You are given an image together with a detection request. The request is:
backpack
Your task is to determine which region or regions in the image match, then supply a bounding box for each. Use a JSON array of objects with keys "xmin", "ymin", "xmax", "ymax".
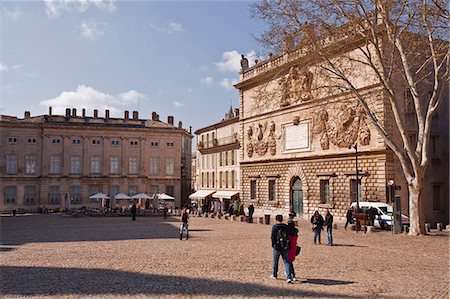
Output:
[
  {"xmin": 181, "ymin": 212, "xmax": 188, "ymax": 223},
  {"xmin": 274, "ymin": 227, "xmax": 290, "ymax": 251}
]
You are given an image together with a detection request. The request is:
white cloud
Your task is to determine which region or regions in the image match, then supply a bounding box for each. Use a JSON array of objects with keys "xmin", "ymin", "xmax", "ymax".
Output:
[
  {"xmin": 220, "ymin": 78, "xmax": 239, "ymax": 90},
  {"xmin": 44, "ymin": 0, "xmax": 116, "ymax": 18},
  {"xmin": 39, "ymin": 85, "xmax": 148, "ymax": 117},
  {"xmin": 200, "ymin": 76, "xmax": 213, "ymax": 85},
  {"xmin": 0, "ymin": 62, "xmax": 22, "ymax": 73},
  {"xmin": 187, "ymin": 88, "xmax": 193, "ymax": 93},
  {"xmin": 150, "ymin": 20, "xmax": 185, "ymax": 34},
  {"xmin": 173, "ymin": 101, "xmax": 184, "ymax": 108},
  {"xmin": 0, "ymin": 63, "xmax": 8, "ymax": 72},
  {"xmin": 215, "ymin": 50, "xmax": 260, "ymax": 73},
  {"xmin": 80, "ymin": 21, "xmax": 107, "ymax": 40},
  {"xmin": 3, "ymin": 6, "xmax": 23, "ymax": 20}
]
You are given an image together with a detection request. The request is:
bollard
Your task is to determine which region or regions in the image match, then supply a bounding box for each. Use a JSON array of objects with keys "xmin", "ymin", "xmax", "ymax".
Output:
[
  {"xmin": 403, "ymin": 225, "xmax": 409, "ymax": 234},
  {"xmin": 264, "ymin": 214, "xmax": 271, "ymax": 225},
  {"xmin": 366, "ymin": 226, "xmax": 375, "ymax": 233},
  {"xmin": 437, "ymin": 223, "xmax": 443, "ymax": 231},
  {"xmin": 231, "ymin": 215, "xmax": 236, "ymax": 221},
  {"xmin": 425, "ymin": 223, "xmax": 431, "ymax": 233},
  {"xmin": 333, "ymin": 223, "xmax": 338, "ymax": 229},
  {"xmin": 239, "ymin": 215, "xmax": 244, "ymax": 222},
  {"xmin": 258, "ymin": 217, "xmax": 264, "ymax": 224}
]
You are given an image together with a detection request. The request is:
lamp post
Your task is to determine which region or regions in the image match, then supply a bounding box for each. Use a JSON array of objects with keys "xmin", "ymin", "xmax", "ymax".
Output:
[{"xmin": 351, "ymin": 144, "xmax": 360, "ymax": 211}]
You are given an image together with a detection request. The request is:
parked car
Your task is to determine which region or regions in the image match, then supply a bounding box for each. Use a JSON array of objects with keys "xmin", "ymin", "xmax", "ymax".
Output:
[{"xmin": 350, "ymin": 201, "xmax": 410, "ymax": 229}]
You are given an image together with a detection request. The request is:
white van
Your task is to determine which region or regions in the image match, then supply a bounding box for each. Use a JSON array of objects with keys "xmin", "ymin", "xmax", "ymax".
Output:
[{"xmin": 350, "ymin": 201, "xmax": 409, "ymax": 229}]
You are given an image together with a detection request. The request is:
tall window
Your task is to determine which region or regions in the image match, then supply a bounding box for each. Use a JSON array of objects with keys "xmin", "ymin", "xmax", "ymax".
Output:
[
  {"xmin": 50, "ymin": 155, "xmax": 61, "ymax": 174},
  {"xmin": 166, "ymin": 158, "xmax": 174, "ymax": 175},
  {"xmin": 149, "ymin": 185, "xmax": 159, "ymax": 195},
  {"xmin": 69, "ymin": 185, "xmax": 81, "ymax": 204},
  {"xmin": 231, "ymin": 170, "xmax": 235, "ymax": 188},
  {"xmin": 26, "ymin": 154, "xmax": 37, "ymax": 174},
  {"xmin": 268, "ymin": 179, "xmax": 276, "ymax": 201},
  {"xmin": 166, "ymin": 185, "xmax": 174, "ymax": 196},
  {"xmin": 231, "ymin": 150, "xmax": 235, "ymax": 165},
  {"xmin": 201, "ymin": 172, "xmax": 205, "ymax": 187},
  {"xmin": 225, "ymin": 171, "xmax": 229, "ymax": 188},
  {"xmin": 212, "ymin": 172, "xmax": 215, "ymax": 188},
  {"xmin": 219, "ymin": 172, "xmax": 223, "ymax": 188},
  {"xmin": 219, "ymin": 152, "xmax": 223, "ymax": 166},
  {"xmin": 150, "ymin": 157, "xmax": 160, "ymax": 175},
  {"xmin": 206, "ymin": 133, "xmax": 209, "ymax": 147},
  {"xmin": 71, "ymin": 156, "xmax": 81, "ymax": 174},
  {"xmin": 225, "ymin": 151, "xmax": 228, "ymax": 166},
  {"xmin": 350, "ymin": 179, "xmax": 362, "ymax": 203},
  {"xmin": 432, "ymin": 184, "xmax": 441, "ymax": 211},
  {"xmin": 5, "ymin": 186, "xmax": 16, "ymax": 203},
  {"xmin": 431, "ymin": 135, "xmax": 440, "ymax": 159},
  {"xmin": 320, "ymin": 180, "xmax": 330, "ymax": 204},
  {"xmin": 90, "ymin": 156, "xmax": 101, "ymax": 173},
  {"xmin": 6, "ymin": 155, "xmax": 17, "ymax": 174},
  {"xmin": 24, "ymin": 185, "xmax": 37, "ymax": 203},
  {"xmin": 129, "ymin": 157, "xmax": 138, "ymax": 174},
  {"xmin": 250, "ymin": 180, "xmax": 257, "ymax": 199},
  {"xmin": 206, "ymin": 172, "xmax": 210, "ymax": 188},
  {"xmin": 109, "ymin": 185, "xmax": 120, "ymax": 199},
  {"xmin": 110, "ymin": 156, "xmax": 120, "ymax": 173},
  {"xmin": 89, "ymin": 185, "xmax": 101, "ymax": 197},
  {"xmin": 49, "ymin": 185, "xmax": 61, "ymax": 203},
  {"xmin": 129, "ymin": 185, "xmax": 138, "ymax": 196}
]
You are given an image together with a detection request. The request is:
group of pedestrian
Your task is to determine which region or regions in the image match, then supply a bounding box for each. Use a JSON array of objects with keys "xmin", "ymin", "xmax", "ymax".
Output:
[{"xmin": 310, "ymin": 209, "xmax": 334, "ymax": 246}]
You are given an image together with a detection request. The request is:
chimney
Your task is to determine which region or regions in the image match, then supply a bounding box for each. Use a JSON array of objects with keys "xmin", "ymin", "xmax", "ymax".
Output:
[
  {"xmin": 72, "ymin": 108, "xmax": 77, "ymax": 117},
  {"xmin": 82, "ymin": 108, "xmax": 86, "ymax": 117},
  {"xmin": 124, "ymin": 111, "xmax": 129, "ymax": 120},
  {"xmin": 49, "ymin": 106, "xmax": 52, "ymax": 116},
  {"xmin": 234, "ymin": 108, "xmax": 239, "ymax": 117},
  {"xmin": 189, "ymin": 126, "xmax": 192, "ymax": 134},
  {"xmin": 178, "ymin": 121, "xmax": 182, "ymax": 129},
  {"xmin": 94, "ymin": 109, "xmax": 98, "ymax": 118},
  {"xmin": 24, "ymin": 111, "xmax": 30, "ymax": 119},
  {"xmin": 168, "ymin": 116, "xmax": 174, "ymax": 125},
  {"xmin": 156, "ymin": 114, "xmax": 160, "ymax": 121},
  {"xmin": 152, "ymin": 112, "xmax": 157, "ymax": 121},
  {"xmin": 65, "ymin": 108, "xmax": 71, "ymax": 117},
  {"xmin": 105, "ymin": 109, "xmax": 110, "ymax": 120},
  {"xmin": 132, "ymin": 111, "xmax": 138, "ymax": 120}
]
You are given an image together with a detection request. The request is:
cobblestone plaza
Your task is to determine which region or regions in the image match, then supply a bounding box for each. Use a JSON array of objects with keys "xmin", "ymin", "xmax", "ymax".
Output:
[{"xmin": 1, "ymin": 214, "xmax": 448, "ymax": 298}]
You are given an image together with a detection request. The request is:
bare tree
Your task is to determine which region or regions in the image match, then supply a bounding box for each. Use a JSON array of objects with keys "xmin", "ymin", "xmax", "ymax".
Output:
[{"xmin": 251, "ymin": 0, "xmax": 449, "ymax": 235}]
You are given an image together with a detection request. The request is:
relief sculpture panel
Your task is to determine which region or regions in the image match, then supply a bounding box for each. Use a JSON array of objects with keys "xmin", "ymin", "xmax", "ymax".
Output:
[
  {"xmin": 313, "ymin": 104, "xmax": 371, "ymax": 150},
  {"xmin": 246, "ymin": 121, "xmax": 280, "ymax": 157}
]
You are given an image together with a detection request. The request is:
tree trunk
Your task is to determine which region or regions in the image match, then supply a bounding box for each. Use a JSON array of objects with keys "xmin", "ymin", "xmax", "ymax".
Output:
[{"xmin": 408, "ymin": 183, "xmax": 425, "ymax": 236}]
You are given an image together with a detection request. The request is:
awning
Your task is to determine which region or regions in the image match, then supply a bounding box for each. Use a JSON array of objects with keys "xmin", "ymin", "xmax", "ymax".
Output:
[
  {"xmin": 212, "ymin": 191, "xmax": 239, "ymax": 199},
  {"xmin": 189, "ymin": 190, "xmax": 215, "ymax": 199}
]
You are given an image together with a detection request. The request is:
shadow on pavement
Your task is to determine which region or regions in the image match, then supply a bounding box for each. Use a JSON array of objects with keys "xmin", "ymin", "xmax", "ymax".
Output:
[
  {"xmin": 0, "ymin": 266, "xmax": 362, "ymax": 298},
  {"xmin": 332, "ymin": 244, "xmax": 367, "ymax": 248},
  {"xmin": 0, "ymin": 214, "xmax": 182, "ymax": 246},
  {"xmin": 302, "ymin": 278, "xmax": 356, "ymax": 286},
  {"xmin": 0, "ymin": 247, "xmax": 16, "ymax": 252}
]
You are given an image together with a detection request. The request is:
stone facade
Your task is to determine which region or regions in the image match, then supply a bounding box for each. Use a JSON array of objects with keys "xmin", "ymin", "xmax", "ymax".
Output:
[
  {"xmin": 0, "ymin": 109, "xmax": 192, "ymax": 212},
  {"xmin": 235, "ymin": 42, "xmax": 448, "ymax": 225}
]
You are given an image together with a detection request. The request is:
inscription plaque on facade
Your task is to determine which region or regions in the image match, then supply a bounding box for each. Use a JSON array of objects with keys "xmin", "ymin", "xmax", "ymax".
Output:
[{"xmin": 284, "ymin": 123, "xmax": 309, "ymax": 151}]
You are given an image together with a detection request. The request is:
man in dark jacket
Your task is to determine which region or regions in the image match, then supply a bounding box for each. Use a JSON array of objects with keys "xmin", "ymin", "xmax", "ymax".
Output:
[
  {"xmin": 310, "ymin": 211, "xmax": 324, "ymax": 244},
  {"xmin": 131, "ymin": 202, "xmax": 137, "ymax": 221},
  {"xmin": 271, "ymin": 214, "xmax": 293, "ymax": 283},
  {"xmin": 345, "ymin": 207, "xmax": 353, "ymax": 230},
  {"xmin": 324, "ymin": 209, "xmax": 334, "ymax": 246},
  {"xmin": 248, "ymin": 204, "xmax": 254, "ymax": 223}
]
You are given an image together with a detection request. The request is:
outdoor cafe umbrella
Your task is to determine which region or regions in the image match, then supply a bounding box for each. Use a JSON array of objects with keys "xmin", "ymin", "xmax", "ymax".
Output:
[
  {"xmin": 114, "ymin": 193, "xmax": 131, "ymax": 200},
  {"xmin": 157, "ymin": 193, "xmax": 175, "ymax": 200},
  {"xmin": 132, "ymin": 193, "xmax": 154, "ymax": 207},
  {"xmin": 89, "ymin": 192, "xmax": 110, "ymax": 208}
]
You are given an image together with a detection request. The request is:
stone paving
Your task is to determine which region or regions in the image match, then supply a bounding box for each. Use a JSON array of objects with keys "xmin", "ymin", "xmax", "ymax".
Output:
[{"xmin": 0, "ymin": 214, "xmax": 448, "ymax": 299}]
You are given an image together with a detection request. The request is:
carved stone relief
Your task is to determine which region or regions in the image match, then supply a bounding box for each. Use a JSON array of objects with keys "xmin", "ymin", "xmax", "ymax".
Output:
[
  {"xmin": 278, "ymin": 66, "xmax": 313, "ymax": 107},
  {"xmin": 313, "ymin": 104, "xmax": 371, "ymax": 150},
  {"xmin": 246, "ymin": 121, "xmax": 280, "ymax": 157}
]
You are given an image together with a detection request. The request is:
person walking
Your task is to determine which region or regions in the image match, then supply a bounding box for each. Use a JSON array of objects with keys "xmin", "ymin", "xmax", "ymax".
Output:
[
  {"xmin": 163, "ymin": 206, "xmax": 168, "ymax": 219},
  {"xmin": 271, "ymin": 214, "xmax": 293, "ymax": 283},
  {"xmin": 287, "ymin": 220, "xmax": 299, "ymax": 281},
  {"xmin": 324, "ymin": 209, "xmax": 334, "ymax": 246},
  {"xmin": 310, "ymin": 211, "xmax": 324, "ymax": 244},
  {"xmin": 180, "ymin": 206, "xmax": 189, "ymax": 240},
  {"xmin": 345, "ymin": 207, "xmax": 353, "ymax": 230},
  {"xmin": 130, "ymin": 202, "xmax": 137, "ymax": 221},
  {"xmin": 248, "ymin": 204, "xmax": 255, "ymax": 223}
]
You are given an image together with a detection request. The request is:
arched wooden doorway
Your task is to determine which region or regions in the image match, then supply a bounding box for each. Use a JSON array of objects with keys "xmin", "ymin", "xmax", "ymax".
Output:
[{"xmin": 291, "ymin": 176, "xmax": 303, "ymax": 215}]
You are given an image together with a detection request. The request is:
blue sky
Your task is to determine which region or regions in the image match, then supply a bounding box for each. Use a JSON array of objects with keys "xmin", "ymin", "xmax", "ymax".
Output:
[{"xmin": 1, "ymin": 0, "xmax": 265, "ymax": 131}]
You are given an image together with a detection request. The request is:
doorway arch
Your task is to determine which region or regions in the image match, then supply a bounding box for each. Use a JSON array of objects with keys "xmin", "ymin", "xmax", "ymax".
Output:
[{"xmin": 291, "ymin": 176, "xmax": 303, "ymax": 215}]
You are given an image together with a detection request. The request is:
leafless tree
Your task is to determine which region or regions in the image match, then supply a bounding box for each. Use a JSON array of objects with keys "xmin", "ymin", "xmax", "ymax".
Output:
[{"xmin": 252, "ymin": 0, "xmax": 449, "ymax": 235}]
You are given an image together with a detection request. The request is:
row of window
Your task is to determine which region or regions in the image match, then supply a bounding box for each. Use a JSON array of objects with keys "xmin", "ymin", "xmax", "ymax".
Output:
[
  {"xmin": 5, "ymin": 155, "xmax": 176, "ymax": 176},
  {"xmin": 4, "ymin": 184, "xmax": 175, "ymax": 204},
  {"xmin": 200, "ymin": 150, "xmax": 237, "ymax": 169},
  {"xmin": 6, "ymin": 137, "xmax": 175, "ymax": 148},
  {"xmin": 201, "ymin": 171, "xmax": 236, "ymax": 189}
]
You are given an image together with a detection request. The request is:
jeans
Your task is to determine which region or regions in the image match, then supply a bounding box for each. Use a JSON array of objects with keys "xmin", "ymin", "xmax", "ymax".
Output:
[
  {"xmin": 272, "ymin": 248, "xmax": 292, "ymax": 279},
  {"xmin": 180, "ymin": 222, "xmax": 189, "ymax": 235},
  {"xmin": 289, "ymin": 262, "xmax": 295, "ymax": 278},
  {"xmin": 313, "ymin": 228, "xmax": 321, "ymax": 244},
  {"xmin": 327, "ymin": 226, "xmax": 333, "ymax": 245}
]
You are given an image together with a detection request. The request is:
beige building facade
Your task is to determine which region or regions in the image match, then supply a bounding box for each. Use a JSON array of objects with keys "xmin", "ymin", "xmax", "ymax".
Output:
[
  {"xmin": 0, "ymin": 108, "xmax": 192, "ymax": 212},
  {"xmin": 191, "ymin": 107, "xmax": 240, "ymax": 213},
  {"xmin": 235, "ymin": 42, "xmax": 448, "ymax": 225}
]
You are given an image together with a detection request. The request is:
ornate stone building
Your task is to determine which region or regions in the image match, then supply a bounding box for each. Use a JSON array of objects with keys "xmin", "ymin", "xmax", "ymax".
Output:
[
  {"xmin": 0, "ymin": 108, "xmax": 192, "ymax": 212},
  {"xmin": 190, "ymin": 106, "xmax": 240, "ymax": 212},
  {"xmin": 235, "ymin": 44, "xmax": 448, "ymax": 225}
]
